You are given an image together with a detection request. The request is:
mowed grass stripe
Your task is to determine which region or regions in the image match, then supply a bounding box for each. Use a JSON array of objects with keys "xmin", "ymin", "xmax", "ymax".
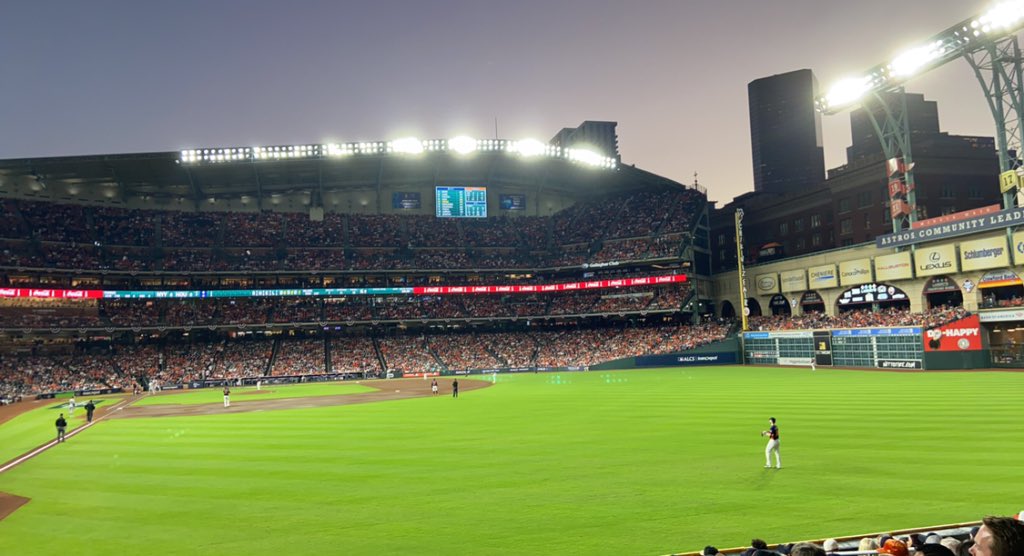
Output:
[
  {"xmin": 0, "ymin": 396, "xmax": 122, "ymax": 465},
  {"xmin": 1, "ymin": 367, "xmax": 1022, "ymax": 555}
]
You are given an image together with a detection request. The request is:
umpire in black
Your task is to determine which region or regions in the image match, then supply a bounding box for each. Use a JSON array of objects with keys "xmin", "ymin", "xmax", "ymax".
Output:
[{"xmin": 55, "ymin": 413, "xmax": 67, "ymax": 443}]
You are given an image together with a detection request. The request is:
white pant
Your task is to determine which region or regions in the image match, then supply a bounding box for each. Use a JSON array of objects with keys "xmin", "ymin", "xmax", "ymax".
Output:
[
  {"xmin": 765, "ymin": 439, "xmax": 781, "ymax": 467},
  {"xmin": 224, "ymin": 396, "xmax": 230, "ymax": 407}
]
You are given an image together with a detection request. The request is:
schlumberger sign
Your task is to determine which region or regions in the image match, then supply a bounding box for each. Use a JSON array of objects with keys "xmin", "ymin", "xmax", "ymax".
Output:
[{"xmin": 876, "ymin": 206, "xmax": 1024, "ymax": 248}]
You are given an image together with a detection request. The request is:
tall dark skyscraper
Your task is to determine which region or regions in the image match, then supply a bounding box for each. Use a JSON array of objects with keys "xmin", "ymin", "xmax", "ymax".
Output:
[
  {"xmin": 748, "ymin": 69, "xmax": 826, "ymax": 194},
  {"xmin": 550, "ymin": 121, "xmax": 620, "ymax": 161},
  {"xmin": 845, "ymin": 92, "xmax": 941, "ymax": 162}
]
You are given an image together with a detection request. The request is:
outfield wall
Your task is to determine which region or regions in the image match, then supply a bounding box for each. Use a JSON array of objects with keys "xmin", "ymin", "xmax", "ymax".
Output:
[
  {"xmin": 589, "ymin": 337, "xmax": 741, "ymax": 370},
  {"xmin": 741, "ymin": 316, "xmax": 989, "ymax": 370}
]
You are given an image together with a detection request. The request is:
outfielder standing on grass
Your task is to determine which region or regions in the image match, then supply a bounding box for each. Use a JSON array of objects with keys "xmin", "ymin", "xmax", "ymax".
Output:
[
  {"xmin": 762, "ymin": 417, "xmax": 781, "ymax": 469},
  {"xmin": 223, "ymin": 384, "xmax": 231, "ymax": 408},
  {"xmin": 452, "ymin": 379, "xmax": 459, "ymax": 398}
]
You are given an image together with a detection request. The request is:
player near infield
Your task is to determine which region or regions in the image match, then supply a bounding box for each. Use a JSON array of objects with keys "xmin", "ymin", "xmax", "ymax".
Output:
[{"xmin": 761, "ymin": 417, "xmax": 781, "ymax": 469}]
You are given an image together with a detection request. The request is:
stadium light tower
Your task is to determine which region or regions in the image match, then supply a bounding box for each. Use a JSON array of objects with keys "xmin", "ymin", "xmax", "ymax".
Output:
[{"xmin": 816, "ymin": 0, "xmax": 1024, "ymax": 232}]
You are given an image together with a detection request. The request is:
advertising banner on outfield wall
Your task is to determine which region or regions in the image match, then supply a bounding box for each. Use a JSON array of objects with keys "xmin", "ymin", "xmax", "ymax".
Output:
[
  {"xmin": 778, "ymin": 357, "xmax": 813, "ymax": 366},
  {"xmin": 960, "ymin": 236, "xmax": 1010, "ymax": 272},
  {"xmin": 876, "ymin": 359, "xmax": 923, "ymax": 369},
  {"xmin": 743, "ymin": 331, "xmax": 814, "ymax": 339},
  {"xmin": 832, "ymin": 326, "xmax": 921, "ymax": 336},
  {"xmin": 874, "ymin": 252, "xmax": 913, "ymax": 282},
  {"xmin": 780, "ymin": 269, "xmax": 807, "ymax": 293},
  {"xmin": 1013, "ymin": 230, "xmax": 1024, "ymax": 266},
  {"xmin": 634, "ymin": 352, "xmax": 738, "ymax": 367},
  {"xmin": 839, "ymin": 258, "xmax": 873, "ymax": 286},
  {"xmin": 808, "ymin": 264, "xmax": 838, "ymax": 289},
  {"xmin": 924, "ymin": 315, "xmax": 983, "ymax": 352},
  {"xmin": 915, "ymin": 244, "xmax": 958, "ymax": 277},
  {"xmin": 755, "ymin": 273, "xmax": 779, "ymax": 295}
]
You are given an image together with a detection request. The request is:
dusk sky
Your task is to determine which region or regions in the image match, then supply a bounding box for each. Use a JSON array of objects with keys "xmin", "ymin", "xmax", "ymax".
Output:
[{"xmin": 0, "ymin": 0, "xmax": 997, "ymax": 204}]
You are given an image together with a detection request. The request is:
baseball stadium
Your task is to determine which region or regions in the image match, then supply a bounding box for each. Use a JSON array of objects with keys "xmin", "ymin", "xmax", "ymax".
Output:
[{"xmin": 2, "ymin": 3, "xmax": 1024, "ymax": 556}]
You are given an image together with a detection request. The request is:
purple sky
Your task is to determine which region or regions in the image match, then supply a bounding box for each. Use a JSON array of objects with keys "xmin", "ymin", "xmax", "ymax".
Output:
[{"xmin": 0, "ymin": 0, "xmax": 995, "ymax": 203}]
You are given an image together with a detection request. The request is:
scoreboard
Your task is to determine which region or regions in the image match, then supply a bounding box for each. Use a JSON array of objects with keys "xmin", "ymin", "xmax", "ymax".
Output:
[
  {"xmin": 743, "ymin": 327, "xmax": 923, "ymax": 369},
  {"xmin": 436, "ymin": 186, "xmax": 487, "ymax": 218}
]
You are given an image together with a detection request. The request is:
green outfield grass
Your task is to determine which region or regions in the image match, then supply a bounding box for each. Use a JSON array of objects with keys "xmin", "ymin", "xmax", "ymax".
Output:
[
  {"xmin": 131, "ymin": 382, "xmax": 376, "ymax": 406},
  {"xmin": 1, "ymin": 367, "xmax": 1022, "ymax": 555},
  {"xmin": 0, "ymin": 396, "xmax": 122, "ymax": 465}
]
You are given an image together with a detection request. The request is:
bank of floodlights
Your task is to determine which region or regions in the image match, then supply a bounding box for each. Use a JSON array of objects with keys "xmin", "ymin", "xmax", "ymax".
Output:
[
  {"xmin": 816, "ymin": 0, "xmax": 1024, "ymax": 114},
  {"xmin": 180, "ymin": 135, "xmax": 616, "ymax": 169},
  {"xmin": 389, "ymin": 137, "xmax": 424, "ymax": 155},
  {"xmin": 448, "ymin": 135, "xmax": 478, "ymax": 154}
]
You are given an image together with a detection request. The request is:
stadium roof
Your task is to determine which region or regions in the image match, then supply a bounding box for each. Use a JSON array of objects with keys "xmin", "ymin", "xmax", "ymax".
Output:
[{"xmin": 0, "ymin": 146, "xmax": 694, "ymax": 207}]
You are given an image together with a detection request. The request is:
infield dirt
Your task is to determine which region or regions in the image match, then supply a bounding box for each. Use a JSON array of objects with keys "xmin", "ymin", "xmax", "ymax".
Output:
[{"xmin": 113, "ymin": 377, "xmax": 490, "ymax": 419}]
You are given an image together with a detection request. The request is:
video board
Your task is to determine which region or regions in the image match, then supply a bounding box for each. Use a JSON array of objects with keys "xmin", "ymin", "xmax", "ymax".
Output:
[
  {"xmin": 499, "ymin": 194, "xmax": 526, "ymax": 211},
  {"xmin": 436, "ymin": 186, "xmax": 487, "ymax": 218},
  {"xmin": 392, "ymin": 192, "xmax": 421, "ymax": 209}
]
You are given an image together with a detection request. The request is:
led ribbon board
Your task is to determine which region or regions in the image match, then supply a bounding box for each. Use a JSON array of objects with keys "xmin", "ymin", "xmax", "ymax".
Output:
[{"xmin": 0, "ymin": 275, "xmax": 686, "ymax": 300}]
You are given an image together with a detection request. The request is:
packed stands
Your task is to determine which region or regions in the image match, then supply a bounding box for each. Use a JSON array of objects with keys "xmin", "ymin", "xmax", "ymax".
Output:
[
  {"xmin": 329, "ymin": 337, "xmax": 382, "ymax": 376},
  {"xmin": 0, "ymin": 188, "xmax": 702, "ymax": 273},
  {"xmin": 208, "ymin": 339, "xmax": 273, "ymax": 380},
  {"xmin": 1, "ymin": 304, "xmax": 976, "ymax": 399},
  {"xmin": 377, "ymin": 335, "xmax": 444, "ymax": 374},
  {"xmin": 272, "ymin": 338, "xmax": 326, "ymax": 376},
  {"xmin": 427, "ymin": 333, "xmax": 505, "ymax": 371},
  {"xmin": 0, "ymin": 282, "xmax": 691, "ymax": 330},
  {"xmin": 749, "ymin": 306, "xmax": 969, "ymax": 331}
]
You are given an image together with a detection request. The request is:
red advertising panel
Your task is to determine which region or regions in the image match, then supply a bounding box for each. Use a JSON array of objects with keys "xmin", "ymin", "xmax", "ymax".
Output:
[
  {"xmin": 912, "ymin": 204, "xmax": 1001, "ymax": 230},
  {"xmin": 924, "ymin": 315, "xmax": 983, "ymax": 352},
  {"xmin": 0, "ymin": 288, "xmax": 104, "ymax": 299},
  {"xmin": 412, "ymin": 274, "xmax": 686, "ymax": 295},
  {"xmin": 0, "ymin": 275, "xmax": 687, "ymax": 299}
]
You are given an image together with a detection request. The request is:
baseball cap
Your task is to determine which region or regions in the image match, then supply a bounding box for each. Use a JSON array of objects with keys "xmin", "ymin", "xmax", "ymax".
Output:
[
  {"xmin": 877, "ymin": 538, "xmax": 909, "ymax": 556},
  {"xmin": 703, "ymin": 546, "xmax": 719, "ymax": 555}
]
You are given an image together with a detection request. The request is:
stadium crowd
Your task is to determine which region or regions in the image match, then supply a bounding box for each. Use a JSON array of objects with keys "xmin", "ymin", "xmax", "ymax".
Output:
[
  {"xmin": 271, "ymin": 338, "xmax": 326, "ymax": 376},
  {"xmin": 0, "ymin": 188, "xmax": 703, "ymax": 274},
  {"xmin": 0, "ymin": 319, "xmax": 730, "ymax": 399},
  {"xmin": 698, "ymin": 515, "xmax": 1024, "ymax": 556},
  {"xmin": 748, "ymin": 306, "xmax": 970, "ymax": 332},
  {"xmin": 0, "ymin": 283, "xmax": 693, "ymax": 330},
  {"xmin": 329, "ymin": 337, "xmax": 381, "ymax": 375}
]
